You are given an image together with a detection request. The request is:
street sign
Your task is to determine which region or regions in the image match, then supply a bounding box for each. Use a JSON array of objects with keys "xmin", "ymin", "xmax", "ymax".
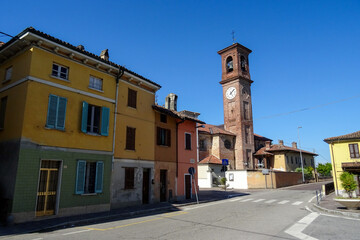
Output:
[
  {"xmin": 188, "ymin": 167, "xmax": 195, "ymax": 175},
  {"xmin": 262, "ymin": 169, "xmax": 269, "ymax": 175},
  {"xmin": 222, "ymin": 159, "xmax": 229, "ymax": 166}
]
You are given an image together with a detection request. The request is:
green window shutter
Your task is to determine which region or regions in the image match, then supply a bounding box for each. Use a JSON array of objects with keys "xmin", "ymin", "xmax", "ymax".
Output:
[
  {"xmin": 100, "ymin": 106, "xmax": 110, "ymax": 136},
  {"xmin": 95, "ymin": 161, "xmax": 104, "ymax": 193},
  {"xmin": 46, "ymin": 95, "xmax": 58, "ymax": 128},
  {"xmin": 56, "ymin": 97, "xmax": 67, "ymax": 130},
  {"xmin": 75, "ymin": 160, "xmax": 86, "ymax": 194},
  {"xmin": 81, "ymin": 101, "xmax": 88, "ymax": 133}
]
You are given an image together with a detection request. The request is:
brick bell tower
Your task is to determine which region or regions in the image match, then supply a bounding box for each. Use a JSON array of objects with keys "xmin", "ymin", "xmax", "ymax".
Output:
[{"xmin": 218, "ymin": 43, "xmax": 255, "ymax": 170}]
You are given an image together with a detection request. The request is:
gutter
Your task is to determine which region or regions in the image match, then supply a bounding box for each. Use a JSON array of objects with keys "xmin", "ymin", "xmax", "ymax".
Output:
[{"xmin": 112, "ymin": 68, "xmax": 124, "ymax": 167}]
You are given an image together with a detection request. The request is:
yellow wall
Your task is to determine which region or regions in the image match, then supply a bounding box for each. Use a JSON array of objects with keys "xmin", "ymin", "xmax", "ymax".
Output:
[
  {"xmin": 114, "ymin": 81, "xmax": 155, "ymax": 160},
  {"xmin": 273, "ymin": 154, "xmax": 286, "ymax": 170},
  {"xmin": 329, "ymin": 141, "xmax": 360, "ymax": 193},
  {"xmin": 0, "ymin": 48, "xmax": 32, "ymax": 84}
]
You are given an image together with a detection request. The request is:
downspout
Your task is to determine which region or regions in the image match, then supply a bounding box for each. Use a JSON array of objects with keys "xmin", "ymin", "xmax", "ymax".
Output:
[
  {"xmin": 175, "ymin": 118, "xmax": 185, "ymax": 198},
  {"xmin": 330, "ymin": 143, "xmax": 339, "ymax": 195},
  {"xmin": 112, "ymin": 68, "xmax": 124, "ymax": 168}
]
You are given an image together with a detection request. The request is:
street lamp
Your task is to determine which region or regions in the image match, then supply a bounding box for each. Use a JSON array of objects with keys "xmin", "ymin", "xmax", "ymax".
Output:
[{"xmin": 297, "ymin": 126, "xmax": 305, "ymax": 183}]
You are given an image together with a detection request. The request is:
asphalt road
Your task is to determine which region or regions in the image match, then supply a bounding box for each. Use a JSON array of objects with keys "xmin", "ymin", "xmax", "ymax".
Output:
[{"xmin": 6, "ymin": 182, "xmax": 360, "ymax": 240}]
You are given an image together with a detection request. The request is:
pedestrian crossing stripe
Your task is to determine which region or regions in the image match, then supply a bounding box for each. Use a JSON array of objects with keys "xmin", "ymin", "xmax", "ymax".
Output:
[
  {"xmin": 265, "ymin": 199, "xmax": 277, "ymax": 203},
  {"xmin": 253, "ymin": 199, "xmax": 265, "ymax": 202},
  {"xmin": 230, "ymin": 198, "xmax": 303, "ymax": 206},
  {"xmin": 292, "ymin": 201, "xmax": 303, "ymax": 205},
  {"xmin": 278, "ymin": 200, "xmax": 290, "ymax": 204}
]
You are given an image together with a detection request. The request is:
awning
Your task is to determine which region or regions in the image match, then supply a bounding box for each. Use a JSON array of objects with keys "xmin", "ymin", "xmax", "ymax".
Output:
[{"xmin": 342, "ymin": 162, "xmax": 360, "ymax": 173}]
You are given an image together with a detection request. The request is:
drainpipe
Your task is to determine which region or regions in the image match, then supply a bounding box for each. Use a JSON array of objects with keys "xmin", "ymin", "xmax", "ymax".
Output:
[
  {"xmin": 112, "ymin": 68, "xmax": 124, "ymax": 168},
  {"xmin": 175, "ymin": 118, "xmax": 185, "ymax": 198},
  {"xmin": 330, "ymin": 143, "xmax": 339, "ymax": 195}
]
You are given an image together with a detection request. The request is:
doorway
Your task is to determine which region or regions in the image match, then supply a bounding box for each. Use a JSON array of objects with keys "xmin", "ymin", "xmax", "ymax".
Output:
[
  {"xmin": 142, "ymin": 168, "xmax": 150, "ymax": 204},
  {"xmin": 160, "ymin": 170, "xmax": 167, "ymax": 202},
  {"xmin": 185, "ymin": 174, "xmax": 192, "ymax": 199},
  {"xmin": 36, "ymin": 160, "xmax": 61, "ymax": 217}
]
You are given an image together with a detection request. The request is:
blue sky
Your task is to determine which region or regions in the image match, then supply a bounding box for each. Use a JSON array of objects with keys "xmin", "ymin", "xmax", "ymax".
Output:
[{"xmin": 2, "ymin": 0, "xmax": 360, "ymax": 164}]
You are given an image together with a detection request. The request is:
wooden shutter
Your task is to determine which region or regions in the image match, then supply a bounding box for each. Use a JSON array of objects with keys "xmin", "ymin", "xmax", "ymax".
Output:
[
  {"xmin": 100, "ymin": 106, "xmax": 110, "ymax": 136},
  {"xmin": 125, "ymin": 167, "xmax": 135, "ymax": 189},
  {"xmin": 167, "ymin": 129, "xmax": 171, "ymax": 147},
  {"xmin": 349, "ymin": 144, "xmax": 355, "ymax": 158},
  {"xmin": 46, "ymin": 95, "xmax": 58, "ymax": 128},
  {"xmin": 185, "ymin": 133, "xmax": 191, "ymax": 150},
  {"xmin": 127, "ymin": 89, "xmax": 137, "ymax": 108},
  {"xmin": 354, "ymin": 144, "xmax": 360, "ymax": 158},
  {"xmin": 126, "ymin": 127, "xmax": 136, "ymax": 150},
  {"xmin": 81, "ymin": 101, "xmax": 88, "ymax": 133},
  {"xmin": 95, "ymin": 161, "xmax": 104, "ymax": 193},
  {"xmin": 157, "ymin": 127, "xmax": 161, "ymax": 145},
  {"xmin": 75, "ymin": 160, "xmax": 86, "ymax": 194},
  {"xmin": 57, "ymin": 97, "xmax": 67, "ymax": 130}
]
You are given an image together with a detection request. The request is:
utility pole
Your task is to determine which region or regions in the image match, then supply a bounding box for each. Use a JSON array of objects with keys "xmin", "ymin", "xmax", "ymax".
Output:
[{"xmin": 298, "ymin": 126, "xmax": 305, "ymax": 183}]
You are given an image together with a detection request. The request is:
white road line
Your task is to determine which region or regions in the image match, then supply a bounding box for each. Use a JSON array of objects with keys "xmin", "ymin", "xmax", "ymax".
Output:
[
  {"xmin": 31, "ymin": 238, "xmax": 43, "ymax": 240},
  {"xmin": 62, "ymin": 229, "xmax": 92, "ymax": 236},
  {"xmin": 253, "ymin": 199, "xmax": 265, "ymax": 203},
  {"xmin": 265, "ymin": 199, "xmax": 277, "ymax": 203},
  {"xmin": 230, "ymin": 197, "xmax": 244, "ymax": 202},
  {"xmin": 285, "ymin": 212, "xmax": 319, "ymax": 240},
  {"xmin": 292, "ymin": 201, "xmax": 303, "ymax": 206},
  {"xmin": 240, "ymin": 198, "xmax": 254, "ymax": 202},
  {"xmin": 278, "ymin": 200, "xmax": 290, "ymax": 204}
]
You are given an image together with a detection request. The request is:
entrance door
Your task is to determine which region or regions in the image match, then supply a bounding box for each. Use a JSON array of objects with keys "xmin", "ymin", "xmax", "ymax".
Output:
[
  {"xmin": 160, "ymin": 170, "xmax": 167, "ymax": 202},
  {"xmin": 185, "ymin": 175, "xmax": 191, "ymax": 199},
  {"xmin": 142, "ymin": 168, "xmax": 150, "ymax": 204},
  {"xmin": 36, "ymin": 160, "xmax": 60, "ymax": 217}
]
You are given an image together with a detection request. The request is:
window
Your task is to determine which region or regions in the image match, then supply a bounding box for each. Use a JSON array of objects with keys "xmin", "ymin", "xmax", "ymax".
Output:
[
  {"xmin": 185, "ymin": 133, "xmax": 191, "ymax": 150},
  {"xmin": 349, "ymin": 144, "xmax": 360, "ymax": 158},
  {"xmin": 157, "ymin": 127, "xmax": 171, "ymax": 146},
  {"xmin": 46, "ymin": 94, "xmax": 67, "ymax": 130},
  {"xmin": 286, "ymin": 156, "xmax": 289, "ymax": 164},
  {"xmin": 224, "ymin": 139, "xmax": 232, "ymax": 149},
  {"xmin": 75, "ymin": 160, "xmax": 104, "ymax": 194},
  {"xmin": 4, "ymin": 66, "xmax": 12, "ymax": 82},
  {"xmin": 89, "ymin": 76, "xmax": 103, "ymax": 91},
  {"xmin": 295, "ymin": 157, "xmax": 298, "ymax": 164},
  {"xmin": 160, "ymin": 114, "xmax": 167, "ymax": 123},
  {"xmin": 304, "ymin": 158, "xmax": 307, "ymax": 166},
  {"xmin": 124, "ymin": 167, "xmax": 135, "ymax": 189},
  {"xmin": 226, "ymin": 56, "xmax": 233, "ymax": 73},
  {"xmin": 126, "ymin": 127, "xmax": 136, "ymax": 150},
  {"xmin": 51, "ymin": 63, "xmax": 69, "ymax": 80},
  {"xmin": 0, "ymin": 96, "xmax": 7, "ymax": 129},
  {"xmin": 199, "ymin": 139, "xmax": 206, "ymax": 151},
  {"xmin": 127, "ymin": 88, "xmax": 137, "ymax": 108},
  {"xmin": 245, "ymin": 125, "xmax": 250, "ymax": 143},
  {"xmin": 243, "ymin": 101, "xmax": 249, "ymax": 120},
  {"xmin": 241, "ymin": 56, "xmax": 247, "ymax": 72},
  {"xmin": 81, "ymin": 101, "xmax": 110, "ymax": 136}
]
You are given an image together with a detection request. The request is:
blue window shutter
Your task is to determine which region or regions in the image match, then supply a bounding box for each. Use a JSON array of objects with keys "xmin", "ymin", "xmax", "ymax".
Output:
[
  {"xmin": 75, "ymin": 160, "xmax": 86, "ymax": 194},
  {"xmin": 95, "ymin": 161, "xmax": 104, "ymax": 193},
  {"xmin": 56, "ymin": 97, "xmax": 67, "ymax": 130},
  {"xmin": 46, "ymin": 95, "xmax": 58, "ymax": 128},
  {"xmin": 100, "ymin": 106, "xmax": 110, "ymax": 136},
  {"xmin": 81, "ymin": 101, "xmax": 88, "ymax": 133}
]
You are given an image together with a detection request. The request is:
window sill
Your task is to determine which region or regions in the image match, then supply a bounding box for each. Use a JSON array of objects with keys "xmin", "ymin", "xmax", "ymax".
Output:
[
  {"xmin": 45, "ymin": 126, "xmax": 66, "ymax": 132},
  {"xmin": 80, "ymin": 193, "xmax": 100, "ymax": 196},
  {"xmin": 85, "ymin": 132, "xmax": 102, "ymax": 136},
  {"xmin": 88, "ymin": 86, "xmax": 104, "ymax": 93},
  {"xmin": 127, "ymin": 106, "xmax": 137, "ymax": 110},
  {"xmin": 125, "ymin": 149, "xmax": 136, "ymax": 151},
  {"xmin": 50, "ymin": 75, "xmax": 70, "ymax": 82},
  {"xmin": 157, "ymin": 145, "xmax": 170, "ymax": 148}
]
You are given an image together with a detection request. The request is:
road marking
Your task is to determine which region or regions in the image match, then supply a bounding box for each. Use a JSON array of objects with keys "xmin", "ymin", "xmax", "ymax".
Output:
[
  {"xmin": 183, "ymin": 199, "xmax": 228, "ymax": 210},
  {"xmin": 240, "ymin": 198, "xmax": 254, "ymax": 202},
  {"xmin": 278, "ymin": 200, "xmax": 290, "ymax": 204},
  {"xmin": 285, "ymin": 212, "xmax": 319, "ymax": 240},
  {"xmin": 265, "ymin": 199, "xmax": 277, "ymax": 203},
  {"xmin": 230, "ymin": 197, "xmax": 244, "ymax": 202},
  {"xmin": 62, "ymin": 229, "xmax": 92, "ymax": 235},
  {"xmin": 292, "ymin": 201, "xmax": 303, "ymax": 206},
  {"xmin": 253, "ymin": 199, "xmax": 265, "ymax": 203},
  {"xmin": 31, "ymin": 238, "xmax": 43, "ymax": 240}
]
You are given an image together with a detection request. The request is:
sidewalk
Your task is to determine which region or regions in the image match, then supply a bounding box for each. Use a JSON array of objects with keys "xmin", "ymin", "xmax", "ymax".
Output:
[
  {"xmin": 311, "ymin": 192, "xmax": 360, "ymax": 219},
  {"xmin": 0, "ymin": 188, "xmax": 249, "ymax": 237}
]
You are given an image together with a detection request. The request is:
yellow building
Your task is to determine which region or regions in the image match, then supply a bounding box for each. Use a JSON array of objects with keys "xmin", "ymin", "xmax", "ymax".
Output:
[
  {"xmin": 254, "ymin": 140, "xmax": 317, "ymax": 172},
  {"xmin": 0, "ymin": 27, "xmax": 160, "ymax": 223},
  {"xmin": 324, "ymin": 131, "xmax": 360, "ymax": 196}
]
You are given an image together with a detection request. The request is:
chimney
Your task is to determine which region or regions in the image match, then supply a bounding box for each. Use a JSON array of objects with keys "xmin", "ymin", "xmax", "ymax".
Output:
[
  {"xmin": 265, "ymin": 141, "xmax": 271, "ymax": 150},
  {"xmin": 77, "ymin": 45, "xmax": 85, "ymax": 51},
  {"xmin": 165, "ymin": 93, "xmax": 178, "ymax": 111},
  {"xmin": 100, "ymin": 49, "xmax": 109, "ymax": 61},
  {"xmin": 278, "ymin": 140, "xmax": 284, "ymax": 146},
  {"xmin": 292, "ymin": 142, "xmax": 297, "ymax": 149},
  {"xmin": 0, "ymin": 41, "xmax": 5, "ymax": 47}
]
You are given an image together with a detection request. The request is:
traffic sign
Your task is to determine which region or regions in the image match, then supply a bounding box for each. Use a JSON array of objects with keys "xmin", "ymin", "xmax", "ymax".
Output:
[
  {"xmin": 222, "ymin": 159, "xmax": 229, "ymax": 166},
  {"xmin": 188, "ymin": 167, "xmax": 195, "ymax": 175}
]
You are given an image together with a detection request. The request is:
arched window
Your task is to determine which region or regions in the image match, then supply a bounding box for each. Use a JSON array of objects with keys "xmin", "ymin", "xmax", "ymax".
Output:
[
  {"xmin": 226, "ymin": 56, "xmax": 233, "ymax": 73},
  {"xmin": 240, "ymin": 56, "xmax": 246, "ymax": 72}
]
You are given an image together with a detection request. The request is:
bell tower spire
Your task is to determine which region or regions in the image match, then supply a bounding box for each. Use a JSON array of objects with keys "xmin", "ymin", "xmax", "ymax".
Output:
[{"xmin": 218, "ymin": 43, "xmax": 255, "ymax": 170}]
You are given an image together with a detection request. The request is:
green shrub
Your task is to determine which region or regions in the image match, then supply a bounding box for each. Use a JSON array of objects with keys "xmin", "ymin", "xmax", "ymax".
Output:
[
  {"xmin": 339, "ymin": 172, "xmax": 357, "ymax": 198},
  {"xmin": 220, "ymin": 177, "xmax": 227, "ymax": 185},
  {"xmin": 316, "ymin": 163, "xmax": 332, "ymax": 176},
  {"xmin": 295, "ymin": 167, "xmax": 313, "ymax": 180}
]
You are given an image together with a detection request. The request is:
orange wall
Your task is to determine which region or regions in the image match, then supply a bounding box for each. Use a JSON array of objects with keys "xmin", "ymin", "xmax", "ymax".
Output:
[{"xmin": 154, "ymin": 112, "xmax": 177, "ymax": 163}]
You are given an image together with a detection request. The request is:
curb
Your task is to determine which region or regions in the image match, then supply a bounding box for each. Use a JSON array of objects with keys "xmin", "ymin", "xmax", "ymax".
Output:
[{"xmin": 311, "ymin": 203, "xmax": 360, "ymax": 219}]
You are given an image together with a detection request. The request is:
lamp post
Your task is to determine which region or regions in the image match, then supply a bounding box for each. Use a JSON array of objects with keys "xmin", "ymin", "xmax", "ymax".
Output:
[{"xmin": 297, "ymin": 126, "xmax": 305, "ymax": 183}]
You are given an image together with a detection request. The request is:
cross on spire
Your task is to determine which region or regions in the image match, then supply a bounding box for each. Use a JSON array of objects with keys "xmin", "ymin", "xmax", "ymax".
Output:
[{"xmin": 231, "ymin": 30, "xmax": 235, "ymax": 44}]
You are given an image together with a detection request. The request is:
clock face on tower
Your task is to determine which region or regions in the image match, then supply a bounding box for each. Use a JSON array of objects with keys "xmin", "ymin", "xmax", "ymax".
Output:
[{"xmin": 226, "ymin": 87, "xmax": 237, "ymax": 100}]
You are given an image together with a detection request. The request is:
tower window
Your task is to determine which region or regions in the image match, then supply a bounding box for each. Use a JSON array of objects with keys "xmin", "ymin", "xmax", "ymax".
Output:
[
  {"xmin": 226, "ymin": 56, "xmax": 233, "ymax": 73},
  {"xmin": 241, "ymin": 56, "xmax": 246, "ymax": 72},
  {"xmin": 224, "ymin": 139, "xmax": 232, "ymax": 149}
]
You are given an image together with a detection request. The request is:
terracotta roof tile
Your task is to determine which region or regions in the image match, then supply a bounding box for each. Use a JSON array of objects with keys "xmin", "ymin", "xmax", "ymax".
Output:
[
  {"xmin": 254, "ymin": 144, "xmax": 318, "ymax": 156},
  {"xmin": 324, "ymin": 130, "xmax": 360, "ymax": 143},
  {"xmin": 152, "ymin": 105, "xmax": 205, "ymax": 124},
  {"xmin": 199, "ymin": 155, "xmax": 222, "ymax": 165},
  {"xmin": 198, "ymin": 124, "xmax": 236, "ymax": 136}
]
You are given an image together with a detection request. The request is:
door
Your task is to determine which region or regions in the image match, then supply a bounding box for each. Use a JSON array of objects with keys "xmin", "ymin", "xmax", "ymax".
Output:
[
  {"xmin": 36, "ymin": 160, "xmax": 60, "ymax": 217},
  {"xmin": 142, "ymin": 168, "xmax": 150, "ymax": 204},
  {"xmin": 160, "ymin": 170, "xmax": 167, "ymax": 202},
  {"xmin": 185, "ymin": 174, "xmax": 192, "ymax": 199}
]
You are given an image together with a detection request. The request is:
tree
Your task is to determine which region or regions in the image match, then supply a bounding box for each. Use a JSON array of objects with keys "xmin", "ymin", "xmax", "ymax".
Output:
[
  {"xmin": 339, "ymin": 172, "xmax": 357, "ymax": 198},
  {"xmin": 316, "ymin": 163, "xmax": 332, "ymax": 176},
  {"xmin": 295, "ymin": 167, "xmax": 313, "ymax": 180}
]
